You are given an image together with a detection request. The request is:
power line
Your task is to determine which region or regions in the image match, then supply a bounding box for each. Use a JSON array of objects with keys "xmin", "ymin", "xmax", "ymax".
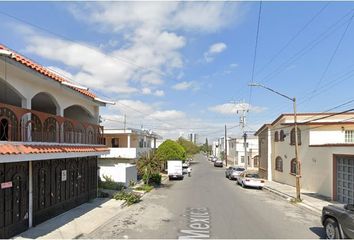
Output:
[
  {"xmin": 248, "ymin": 1, "xmax": 263, "ymax": 111},
  {"xmin": 255, "ymin": 2, "xmax": 330, "ymax": 76},
  {"xmin": 259, "ymin": 7, "xmax": 354, "ymax": 85},
  {"xmin": 308, "ymin": 10, "xmax": 354, "ymax": 101}
]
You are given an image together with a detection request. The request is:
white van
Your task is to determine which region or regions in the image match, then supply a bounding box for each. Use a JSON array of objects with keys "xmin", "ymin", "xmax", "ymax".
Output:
[{"xmin": 168, "ymin": 160, "xmax": 183, "ymax": 180}]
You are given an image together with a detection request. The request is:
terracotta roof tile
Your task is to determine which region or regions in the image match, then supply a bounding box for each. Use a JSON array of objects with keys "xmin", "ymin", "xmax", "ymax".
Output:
[
  {"xmin": 0, "ymin": 44, "xmax": 97, "ymax": 100},
  {"xmin": 0, "ymin": 144, "xmax": 109, "ymax": 155}
]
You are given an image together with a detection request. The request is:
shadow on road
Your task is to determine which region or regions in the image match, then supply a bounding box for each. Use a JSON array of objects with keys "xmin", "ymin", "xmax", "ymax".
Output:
[{"xmin": 309, "ymin": 226, "xmax": 326, "ymax": 239}]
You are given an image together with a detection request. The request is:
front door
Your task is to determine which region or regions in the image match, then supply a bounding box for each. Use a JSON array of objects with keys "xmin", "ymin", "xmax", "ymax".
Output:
[{"xmin": 0, "ymin": 162, "xmax": 29, "ymax": 239}]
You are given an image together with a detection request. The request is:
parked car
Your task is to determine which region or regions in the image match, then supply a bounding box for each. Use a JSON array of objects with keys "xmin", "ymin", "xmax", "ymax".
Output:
[
  {"xmin": 214, "ymin": 159, "xmax": 223, "ymax": 167},
  {"xmin": 237, "ymin": 172, "xmax": 264, "ymax": 189},
  {"xmin": 225, "ymin": 166, "xmax": 245, "ymax": 180},
  {"xmin": 321, "ymin": 203, "xmax": 354, "ymax": 239},
  {"xmin": 211, "ymin": 157, "xmax": 217, "ymax": 162}
]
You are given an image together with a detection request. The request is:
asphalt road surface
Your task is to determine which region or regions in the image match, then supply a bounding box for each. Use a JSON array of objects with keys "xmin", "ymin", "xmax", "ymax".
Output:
[{"xmin": 86, "ymin": 154, "xmax": 325, "ymax": 239}]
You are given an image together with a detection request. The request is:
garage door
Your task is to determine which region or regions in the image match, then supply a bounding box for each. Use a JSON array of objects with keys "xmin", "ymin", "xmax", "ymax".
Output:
[{"xmin": 336, "ymin": 156, "xmax": 354, "ymax": 204}]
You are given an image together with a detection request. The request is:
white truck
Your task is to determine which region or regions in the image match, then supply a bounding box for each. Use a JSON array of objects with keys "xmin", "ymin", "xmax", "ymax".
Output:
[{"xmin": 167, "ymin": 160, "xmax": 183, "ymax": 180}]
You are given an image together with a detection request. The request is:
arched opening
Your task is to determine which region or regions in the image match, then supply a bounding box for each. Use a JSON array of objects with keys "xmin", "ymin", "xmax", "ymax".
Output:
[
  {"xmin": 275, "ymin": 156, "xmax": 283, "ymax": 172},
  {"xmin": 290, "ymin": 158, "xmax": 297, "ymax": 174},
  {"xmin": 290, "ymin": 127, "xmax": 301, "ymax": 145},
  {"xmin": 64, "ymin": 105, "xmax": 95, "ymax": 124},
  {"xmin": 31, "ymin": 92, "xmax": 59, "ymax": 115},
  {"xmin": 0, "ymin": 78, "xmax": 24, "ymax": 107},
  {"xmin": 280, "ymin": 130, "xmax": 285, "ymax": 141},
  {"xmin": 0, "ymin": 118, "xmax": 9, "ymax": 141},
  {"xmin": 274, "ymin": 131, "xmax": 279, "ymax": 142}
]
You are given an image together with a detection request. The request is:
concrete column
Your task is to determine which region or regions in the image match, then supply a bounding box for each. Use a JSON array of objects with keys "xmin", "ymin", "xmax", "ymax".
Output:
[
  {"xmin": 28, "ymin": 161, "xmax": 33, "ymax": 228},
  {"xmin": 127, "ymin": 134, "xmax": 131, "ymax": 148},
  {"xmin": 22, "ymin": 99, "xmax": 31, "ymax": 141},
  {"xmin": 58, "ymin": 107, "xmax": 64, "ymax": 143},
  {"xmin": 267, "ymin": 128, "xmax": 272, "ymax": 181}
]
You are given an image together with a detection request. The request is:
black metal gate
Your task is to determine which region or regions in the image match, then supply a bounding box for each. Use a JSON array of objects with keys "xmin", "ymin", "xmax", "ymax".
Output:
[
  {"xmin": 33, "ymin": 156, "xmax": 97, "ymax": 225},
  {"xmin": 0, "ymin": 162, "xmax": 29, "ymax": 239}
]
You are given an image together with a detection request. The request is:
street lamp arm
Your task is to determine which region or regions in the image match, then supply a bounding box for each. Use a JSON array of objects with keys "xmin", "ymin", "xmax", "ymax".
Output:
[{"xmin": 248, "ymin": 83, "xmax": 294, "ymax": 102}]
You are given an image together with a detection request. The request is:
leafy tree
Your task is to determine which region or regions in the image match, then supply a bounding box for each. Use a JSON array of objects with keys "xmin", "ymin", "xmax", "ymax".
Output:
[
  {"xmin": 199, "ymin": 138, "xmax": 212, "ymax": 154},
  {"xmin": 176, "ymin": 137, "xmax": 199, "ymax": 156},
  {"xmin": 155, "ymin": 139, "xmax": 186, "ymax": 162}
]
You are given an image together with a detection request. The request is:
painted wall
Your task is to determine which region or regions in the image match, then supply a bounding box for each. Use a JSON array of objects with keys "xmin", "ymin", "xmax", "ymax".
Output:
[
  {"xmin": 0, "ymin": 59, "xmax": 100, "ymax": 122},
  {"xmin": 98, "ymin": 160, "xmax": 137, "ymax": 187}
]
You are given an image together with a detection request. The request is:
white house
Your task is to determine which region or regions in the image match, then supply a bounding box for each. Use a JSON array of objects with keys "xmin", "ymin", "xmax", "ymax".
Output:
[
  {"xmin": 0, "ymin": 44, "xmax": 109, "ymax": 238},
  {"xmin": 228, "ymin": 137, "xmax": 259, "ymax": 168},
  {"xmin": 98, "ymin": 128, "xmax": 162, "ymax": 186},
  {"xmin": 255, "ymin": 113, "xmax": 354, "ymax": 204}
]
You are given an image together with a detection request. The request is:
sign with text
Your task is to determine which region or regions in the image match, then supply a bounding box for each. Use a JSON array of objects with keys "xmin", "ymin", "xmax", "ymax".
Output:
[
  {"xmin": 61, "ymin": 170, "xmax": 67, "ymax": 181},
  {"xmin": 1, "ymin": 181, "xmax": 13, "ymax": 189}
]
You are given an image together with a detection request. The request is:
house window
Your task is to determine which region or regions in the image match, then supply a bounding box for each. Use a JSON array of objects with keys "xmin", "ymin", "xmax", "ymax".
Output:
[
  {"xmin": 111, "ymin": 138, "xmax": 119, "ymax": 148},
  {"xmin": 274, "ymin": 131, "xmax": 279, "ymax": 142},
  {"xmin": 240, "ymin": 156, "xmax": 244, "ymax": 163},
  {"xmin": 139, "ymin": 139, "xmax": 144, "ymax": 148},
  {"xmin": 345, "ymin": 130, "xmax": 354, "ymax": 143},
  {"xmin": 275, "ymin": 156, "xmax": 283, "ymax": 172},
  {"xmin": 290, "ymin": 158, "xmax": 297, "ymax": 174},
  {"xmin": 280, "ymin": 130, "xmax": 285, "ymax": 142},
  {"xmin": 290, "ymin": 128, "xmax": 301, "ymax": 145}
]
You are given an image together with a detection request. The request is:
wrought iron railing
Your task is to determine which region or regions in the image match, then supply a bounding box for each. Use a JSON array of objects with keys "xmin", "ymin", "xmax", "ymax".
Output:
[{"xmin": 0, "ymin": 102, "xmax": 104, "ymax": 144}]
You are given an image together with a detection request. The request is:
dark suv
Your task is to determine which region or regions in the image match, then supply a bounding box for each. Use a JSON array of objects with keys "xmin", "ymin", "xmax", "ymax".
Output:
[{"xmin": 321, "ymin": 203, "xmax": 354, "ymax": 239}]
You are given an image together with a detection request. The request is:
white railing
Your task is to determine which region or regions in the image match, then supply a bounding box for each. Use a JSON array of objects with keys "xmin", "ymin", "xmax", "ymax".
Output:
[{"xmin": 102, "ymin": 147, "xmax": 151, "ymax": 159}]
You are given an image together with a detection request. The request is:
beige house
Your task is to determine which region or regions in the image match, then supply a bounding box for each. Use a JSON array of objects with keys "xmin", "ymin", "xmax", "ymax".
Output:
[{"xmin": 256, "ymin": 113, "xmax": 354, "ymax": 204}]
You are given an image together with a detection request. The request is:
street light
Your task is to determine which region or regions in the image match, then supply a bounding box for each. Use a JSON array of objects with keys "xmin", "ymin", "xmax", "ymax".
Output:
[{"xmin": 249, "ymin": 82, "xmax": 301, "ymax": 201}]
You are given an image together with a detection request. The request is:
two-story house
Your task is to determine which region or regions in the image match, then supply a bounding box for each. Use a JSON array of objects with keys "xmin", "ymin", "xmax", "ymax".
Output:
[
  {"xmin": 256, "ymin": 113, "xmax": 354, "ymax": 204},
  {"xmin": 228, "ymin": 137, "xmax": 259, "ymax": 168},
  {"xmin": 0, "ymin": 45, "xmax": 109, "ymax": 238},
  {"xmin": 99, "ymin": 128, "xmax": 162, "ymax": 186}
]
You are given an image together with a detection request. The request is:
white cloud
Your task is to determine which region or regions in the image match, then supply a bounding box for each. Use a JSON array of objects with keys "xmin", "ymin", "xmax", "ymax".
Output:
[
  {"xmin": 172, "ymin": 81, "xmax": 193, "ymax": 90},
  {"xmin": 172, "ymin": 81, "xmax": 200, "ymax": 91},
  {"xmin": 209, "ymin": 102, "xmax": 266, "ymax": 115},
  {"xmin": 204, "ymin": 42, "xmax": 227, "ymax": 62},
  {"xmin": 154, "ymin": 90, "xmax": 165, "ymax": 97}
]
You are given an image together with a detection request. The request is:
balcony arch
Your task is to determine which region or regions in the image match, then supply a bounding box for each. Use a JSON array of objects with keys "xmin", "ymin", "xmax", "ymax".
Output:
[
  {"xmin": 31, "ymin": 92, "xmax": 60, "ymax": 115},
  {"xmin": 0, "ymin": 77, "xmax": 25, "ymax": 107},
  {"xmin": 64, "ymin": 105, "xmax": 95, "ymax": 124},
  {"xmin": 0, "ymin": 107, "xmax": 19, "ymax": 141},
  {"xmin": 21, "ymin": 112, "xmax": 42, "ymax": 142}
]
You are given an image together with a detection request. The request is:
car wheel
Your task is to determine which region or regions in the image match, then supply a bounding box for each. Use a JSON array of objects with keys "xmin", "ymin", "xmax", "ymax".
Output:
[
  {"xmin": 241, "ymin": 181, "xmax": 245, "ymax": 188},
  {"xmin": 324, "ymin": 218, "xmax": 341, "ymax": 239},
  {"xmin": 259, "ymin": 187, "xmax": 263, "ymax": 190}
]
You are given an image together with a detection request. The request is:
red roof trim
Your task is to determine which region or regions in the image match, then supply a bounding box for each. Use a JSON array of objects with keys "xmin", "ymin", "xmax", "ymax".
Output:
[
  {"xmin": 0, "ymin": 144, "xmax": 109, "ymax": 155},
  {"xmin": 0, "ymin": 44, "xmax": 97, "ymax": 99}
]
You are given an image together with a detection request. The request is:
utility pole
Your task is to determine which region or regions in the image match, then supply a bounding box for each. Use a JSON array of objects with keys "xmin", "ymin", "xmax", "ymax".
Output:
[
  {"xmin": 124, "ymin": 114, "xmax": 126, "ymax": 132},
  {"xmin": 249, "ymin": 83, "xmax": 301, "ymax": 201},
  {"xmin": 237, "ymin": 102, "xmax": 248, "ymax": 169},
  {"xmin": 243, "ymin": 132, "xmax": 248, "ymax": 170},
  {"xmin": 225, "ymin": 125, "xmax": 227, "ymax": 166}
]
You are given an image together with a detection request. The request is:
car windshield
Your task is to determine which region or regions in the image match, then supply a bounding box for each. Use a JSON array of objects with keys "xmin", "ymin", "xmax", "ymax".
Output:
[{"xmin": 245, "ymin": 174, "xmax": 259, "ymax": 178}]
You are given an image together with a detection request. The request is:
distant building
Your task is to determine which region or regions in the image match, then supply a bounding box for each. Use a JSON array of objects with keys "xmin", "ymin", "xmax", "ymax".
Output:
[
  {"xmin": 188, "ymin": 133, "xmax": 197, "ymax": 144},
  {"xmin": 228, "ymin": 137, "xmax": 259, "ymax": 168},
  {"xmin": 99, "ymin": 128, "xmax": 162, "ymax": 186}
]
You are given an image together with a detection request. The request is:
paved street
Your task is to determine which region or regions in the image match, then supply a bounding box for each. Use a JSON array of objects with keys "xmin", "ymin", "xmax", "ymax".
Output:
[{"xmin": 86, "ymin": 154, "xmax": 325, "ymax": 239}]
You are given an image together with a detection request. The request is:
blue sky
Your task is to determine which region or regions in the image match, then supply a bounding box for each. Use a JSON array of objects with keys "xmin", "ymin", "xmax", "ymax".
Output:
[{"xmin": 1, "ymin": 1, "xmax": 354, "ymax": 141}]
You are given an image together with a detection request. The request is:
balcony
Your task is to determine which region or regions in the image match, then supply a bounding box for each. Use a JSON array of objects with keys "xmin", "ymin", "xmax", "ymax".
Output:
[
  {"xmin": 101, "ymin": 147, "xmax": 150, "ymax": 159},
  {"xmin": 0, "ymin": 102, "xmax": 104, "ymax": 145}
]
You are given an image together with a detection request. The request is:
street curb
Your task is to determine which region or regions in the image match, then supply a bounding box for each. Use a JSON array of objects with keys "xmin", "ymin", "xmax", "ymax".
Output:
[{"xmin": 263, "ymin": 186, "xmax": 322, "ymax": 216}]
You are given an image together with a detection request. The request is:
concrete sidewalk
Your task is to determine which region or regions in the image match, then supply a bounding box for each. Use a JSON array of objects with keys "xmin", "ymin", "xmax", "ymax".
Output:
[
  {"xmin": 263, "ymin": 180, "xmax": 338, "ymax": 215},
  {"xmin": 15, "ymin": 198, "xmax": 125, "ymax": 239}
]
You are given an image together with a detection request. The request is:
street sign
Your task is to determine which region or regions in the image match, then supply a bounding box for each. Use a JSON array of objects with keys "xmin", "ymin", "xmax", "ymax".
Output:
[
  {"xmin": 61, "ymin": 170, "xmax": 67, "ymax": 181},
  {"xmin": 1, "ymin": 181, "xmax": 13, "ymax": 189}
]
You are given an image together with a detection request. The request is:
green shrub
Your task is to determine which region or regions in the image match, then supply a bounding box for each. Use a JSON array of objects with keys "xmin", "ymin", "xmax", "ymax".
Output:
[
  {"xmin": 99, "ymin": 175, "xmax": 125, "ymax": 191},
  {"xmin": 113, "ymin": 191, "xmax": 141, "ymax": 206},
  {"xmin": 135, "ymin": 184, "xmax": 154, "ymax": 192},
  {"xmin": 150, "ymin": 173, "xmax": 162, "ymax": 185}
]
